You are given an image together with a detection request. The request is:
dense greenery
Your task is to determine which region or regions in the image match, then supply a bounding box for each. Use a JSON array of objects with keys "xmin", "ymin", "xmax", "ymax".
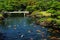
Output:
[{"xmin": 0, "ymin": 0, "xmax": 60, "ymax": 11}]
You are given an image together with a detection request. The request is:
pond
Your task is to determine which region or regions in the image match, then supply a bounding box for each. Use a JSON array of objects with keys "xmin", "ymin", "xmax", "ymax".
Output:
[{"xmin": 0, "ymin": 17, "xmax": 59, "ymax": 40}]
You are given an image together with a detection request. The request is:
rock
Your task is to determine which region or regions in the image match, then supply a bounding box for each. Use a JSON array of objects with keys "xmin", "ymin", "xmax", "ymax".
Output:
[
  {"xmin": 30, "ymin": 23, "xmax": 33, "ymax": 26},
  {"xmin": 52, "ymin": 31, "xmax": 56, "ymax": 33},
  {"xmin": 40, "ymin": 22, "xmax": 46, "ymax": 26},
  {"xmin": 37, "ymin": 33, "xmax": 40, "ymax": 34},
  {"xmin": 47, "ymin": 29, "xmax": 52, "ymax": 32},
  {"xmin": 50, "ymin": 36, "xmax": 57, "ymax": 40},
  {"xmin": 14, "ymin": 27, "xmax": 16, "ymax": 30},
  {"xmin": 36, "ymin": 30, "xmax": 41, "ymax": 32},
  {"xmin": 33, "ymin": 25, "xmax": 36, "ymax": 27},
  {"xmin": 24, "ymin": 25, "xmax": 26, "ymax": 26},
  {"xmin": 42, "ymin": 32, "xmax": 45, "ymax": 34},
  {"xmin": 28, "ymin": 30, "xmax": 31, "ymax": 33},
  {"xmin": 13, "ymin": 25, "xmax": 17, "ymax": 29},
  {"xmin": 15, "ymin": 37, "xmax": 17, "ymax": 39},
  {"xmin": 42, "ymin": 27, "xmax": 45, "ymax": 28},
  {"xmin": 41, "ymin": 34, "xmax": 45, "ymax": 38},
  {"xmin": 0, "ymin": 17, "xmax": 4, "ymax": 20},
  {"xmin": 30, "ymin": 38, "xmax": 33, "ymax": 40},
  {"xmin": 14, "ymin": 25, "xmax": 16, "ymax": 27},
  {"xmin": 36, "ymin": 20, "xmax": 40, "ymax": 25},
  {"xmin": 48, "ymin": 36, "xmax": 51, "ymax": 38},
  {"xmin": 21, "ymin": 35, "xmax": 24, "ymax": 38},
  {"xmin": 54, "ymin": 30, "xmax": 60, "ymax": 33},
  {"xmin": 8, "ymin": 25, "xmax": 11, "ymax": 28}
]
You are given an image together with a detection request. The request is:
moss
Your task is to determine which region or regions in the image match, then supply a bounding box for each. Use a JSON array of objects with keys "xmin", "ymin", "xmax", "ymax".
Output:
[
  {"xmin": 39, "ymin": 18, "xmax": 46, "ymax": 22},
  {"xmin": 31, "ymin": 10, "xmax": 40, "ymax": 15},
  {"xmin": 56, "ymin": 19, "xmax": 60, "ymax": 25},
  {"xmin": 0, "ymin": 14, "xmax": 3, "ymax": 17},
  {"xmin": 58, "ymin": 26, "xmax": 60, "ymax": 28},
  {"xmin": 40, "ymin": 11, "xmax": 51, "ymax": 17},
  {"xmin": 46, "ymin": 18, "xmax": 53, "ymax": 22},
  {"xmin": 57, "ymin": 16, "xmax": 60, "ymax": 19},
  {"xmin": 31, "ymin": 11, "xmax": 51, "ymax": 17},
  {"xmin": 39, "ymin": 18, "xmax": 54, "ymax": 23}
]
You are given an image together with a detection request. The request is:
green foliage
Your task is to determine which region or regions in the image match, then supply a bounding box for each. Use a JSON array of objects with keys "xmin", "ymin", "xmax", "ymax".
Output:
[
  {"xmin": 0, "ymin": 0, "xmax": 60, "ymax": 11},
  {"xmin": 46, "ymin": 9, "xmax": 56, "ymax": 13},
  {"xmin": 56, "ymin": 11, "xmax": 60, "ymax": 15},
  {"xmin": 26, "ymin": 6, "xmax": 37, "ymax": 12},
  {"xmin": 57, "ymin": 16, "xmax": 60, "ymax": 19},
  {"xmin": 50, "ymin": 1, "xmax": 60, "ymax": 10}
]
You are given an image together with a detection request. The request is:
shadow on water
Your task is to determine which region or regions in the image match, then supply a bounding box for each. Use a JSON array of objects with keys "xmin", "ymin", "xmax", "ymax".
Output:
[
  {"xmin": 0, "ymin": 19, "xmax": 10, "ymax": 29},
  {"xmin": 0, "ymin": 32, "xmax": 6, "ymax": 40}
]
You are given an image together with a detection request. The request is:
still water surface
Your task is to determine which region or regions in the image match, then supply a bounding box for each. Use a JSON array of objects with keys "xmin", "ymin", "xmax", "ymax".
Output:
[{"xmin": 0, "ymin": 17, "xmax": 57, "ymax": 40}]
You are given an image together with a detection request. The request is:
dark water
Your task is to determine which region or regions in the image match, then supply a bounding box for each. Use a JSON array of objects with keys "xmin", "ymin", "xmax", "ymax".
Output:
[{"xmin": 0, "ymin": 17, "xmax": 51, "ymax": 40}]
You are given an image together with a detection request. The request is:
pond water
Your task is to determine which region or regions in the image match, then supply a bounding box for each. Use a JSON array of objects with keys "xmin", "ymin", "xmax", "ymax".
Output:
[{"xmin": 0, "ymin": 17, "xmax": 59, "ymax": 40}]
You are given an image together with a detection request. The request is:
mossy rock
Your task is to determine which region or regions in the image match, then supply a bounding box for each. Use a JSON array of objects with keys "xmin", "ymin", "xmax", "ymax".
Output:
[
  {"xmin": 0, "ymin": 14, "xmax": 4, "ymax": 20},
  {"xmin": 0, "ymin": 14, "xmax": 3, "ymax": 17},
  {"xmin": 58, "ymin": 26, "xmax": 60, "ymax": 28},
  {"xmin": 40, "ymin": 11, "xmax": 51, "ymax": 17},
  {"xmin": 56, "ymin": 19, "xmax": 60, "ymax": 25},
  {"xmin": 39, "ymin": 18, "xmax": 46, "ymax": 22},
  {"xmin": 31, "ymin": 10, "xmax": 40, "ymax": 15},
  {"xmin": 31, "ymin": 11, "xmax": 51, "ymax": 17},
  {"xmin": 46, "ymin": 18, "xmax": 53, "ymax": 22}
]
